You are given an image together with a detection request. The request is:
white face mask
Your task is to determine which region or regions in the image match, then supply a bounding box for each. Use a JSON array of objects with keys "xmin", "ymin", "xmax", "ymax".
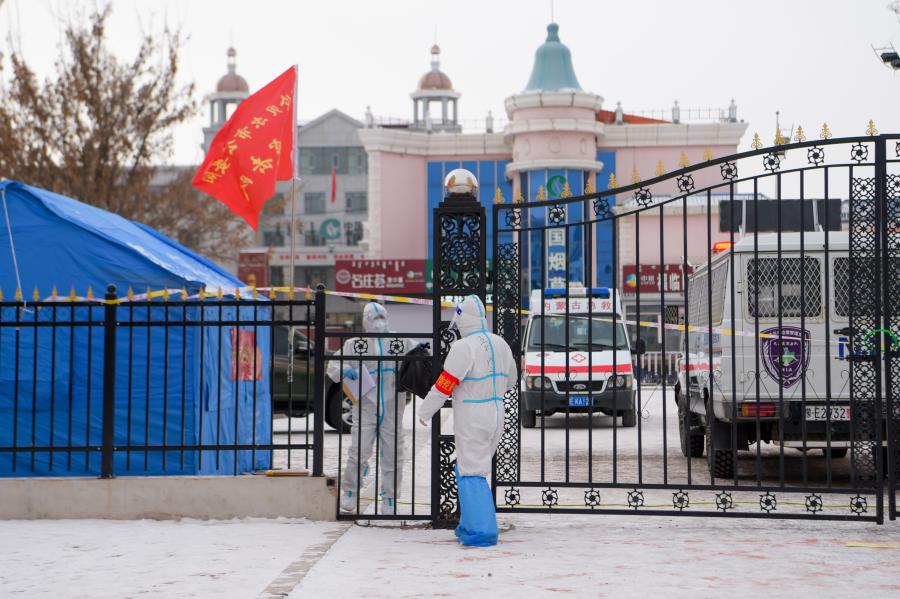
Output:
[{"xmin": 369, "ymin": 317, "xmax": 387, "ymax": 333}]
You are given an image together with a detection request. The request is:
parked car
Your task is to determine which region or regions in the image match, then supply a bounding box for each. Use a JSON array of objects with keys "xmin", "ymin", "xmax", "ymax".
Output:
[{"xmin": 272, "ymin": 326, "xmax": 352, "ymax": 433}]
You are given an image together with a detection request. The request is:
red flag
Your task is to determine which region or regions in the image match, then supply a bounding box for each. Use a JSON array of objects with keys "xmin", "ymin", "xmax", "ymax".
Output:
[
  {"xmin": 192, "ymin": 66, "xmax": 296, "ymax": 230},
  {"xmin": 330, "ymin": 163, "xmax": 337, "ymax": 204}
]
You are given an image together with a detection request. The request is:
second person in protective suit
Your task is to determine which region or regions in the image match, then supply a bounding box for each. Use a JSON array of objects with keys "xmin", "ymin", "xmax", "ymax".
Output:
[
  {"xmin": 327, "ymin": 302, "xmax": 421, "ymax": 513},
  {"xmin": 419, "ymin": 295, "xmax": 518, "ymax": 547}
]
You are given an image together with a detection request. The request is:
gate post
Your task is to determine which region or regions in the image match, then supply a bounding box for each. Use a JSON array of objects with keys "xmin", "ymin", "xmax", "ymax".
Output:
[
  {"xmin": 100, "ymin": 284, "xmax": 117, "ymax": 479},
  {"xmin": 312, "ymin": 284, "xmax": 326, "ymax": 477},
  {"xmin": 431, "ymin": 169, "xmax": 486, "ymax": 528}
]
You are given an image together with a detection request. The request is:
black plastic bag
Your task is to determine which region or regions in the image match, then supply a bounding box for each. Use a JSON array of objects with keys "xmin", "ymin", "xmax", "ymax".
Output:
[{"xmin": 398, "ymin": 344, "xmax": 436, "ymax": 399}]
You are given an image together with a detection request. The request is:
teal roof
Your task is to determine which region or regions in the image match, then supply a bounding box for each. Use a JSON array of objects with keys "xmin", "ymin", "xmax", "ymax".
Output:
[{"xmin": 524, "ymin": 23, "xmax": 582, "ymax": 92}]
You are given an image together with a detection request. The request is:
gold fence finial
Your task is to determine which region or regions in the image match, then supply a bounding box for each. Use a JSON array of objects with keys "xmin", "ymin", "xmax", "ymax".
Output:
[
  {"xmin": 161, "ymin": 288, "xmax": 169, "ymax": 301},
  {"xmin": 866, "ymin": 119, "xmax": 878, "ymax": 136},
  {"xmin": 146, "ymin": 286, "xmax": 152, "ymax": 301},
  {"xmin": 69, "ymin": 286, "xmax": 77, "ymax": 302},
  {"xmin": 703, "ymin": 148, "xmax": 714, "ymax": 161},
  {"xmin": 86, "ymin": 286, "xmax": 94, "ymax": 300},
  {"xmin": 251, "ymin": 285, "xmax": 258, "ymax": 300},
  {"xmin": 655, "ymin": 160, "xmax": 665, "ymax": 177},
  {"xmin": 235, "ymin": 286, "xmax": 241, "ymax": 300},
  {"xmin": 14, "ymin": 287, "xmax": 22, "ymax": 301},
  {"xmin": 181, "ymin": 287, "xmax": 188, "ymax": 300},
  {"xmin": 774, "ymin": 126, "xmax": 786, "ymax": 146},
  {"xmin": 630, "ymin": 166, "xmax": 640, "ymax": 184},
  {"xmin": 820, "ymin": 122, "xmax": 832, "ymax": 140},
  {"xmin": 751, "ymin": 132, "xmax": 762, "ymax": 150},
  {"xmin": 608, "ymin": 173, "xmax": 618, "ymax": 189},
  {"xmin": 536, "ymin": 185, "xmax": 546, "ymax": 201},
  {"xmin": 678, "ymin": 152, "xmax": 690, "ymax": 168},
  {"xmin": 216, "ymin": 287, "xmax": 223, "ymax": 300},
  {"xmin": 584, "ymin": 177, "xmax": 596, "ymax": 194},
  {"xmin": 268, "ymin": 286, "xmax": 276, "ymax": 300},
  {"xmin": 32, "ymin": 286, "xmax": 40, "ymax": 302},
  {"xmin": 794, "ymin": 125, "xmax": 806, "ymax": 143},
  {"xmin": 493, "ymin": 187, "xmax": 505, "ymax": 204},
  {"xmin": 513, "ymin": 188, "xmax": 524, "ymax": 203},
  {"xmin": 51, "ymin": 286, "xmax": 58, "ymax": 300},
  {"xmin": 127, "ymin": 286, "xmax": 134, "ymax": 300},
  {"xmin": 199, "ymin": 287, "xmax": 207, "ymax": 300},
  {"xmin": 561, "ymin": 181, "xmax": 572, "ymax": 198},
  {"xmin": 288, "ymin": 285, "xmax": 295, "ymax": 300},
  {"xmin": 0, "ymin": 287, "xmax": 4, "ymax": 301}
]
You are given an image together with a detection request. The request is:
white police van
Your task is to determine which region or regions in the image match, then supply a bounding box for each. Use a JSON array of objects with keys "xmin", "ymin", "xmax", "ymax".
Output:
[
  {"xmin": 520, "ymin": 286, "xmax": 636, "ymax": 428},
  {"xmin": 674, "ymin": 232, "xmax": 884, "ymax": 478}
]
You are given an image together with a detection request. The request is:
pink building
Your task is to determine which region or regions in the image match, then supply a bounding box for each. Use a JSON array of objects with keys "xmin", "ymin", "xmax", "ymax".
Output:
[{"xmin": 359, "ymin": 21, "xmax": 748, "ymax": 307}]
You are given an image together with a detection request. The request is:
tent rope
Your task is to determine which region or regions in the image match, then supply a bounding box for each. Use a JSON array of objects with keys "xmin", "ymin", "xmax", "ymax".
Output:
[{"xmin": 1, "ymin": 188, "xmax": 25, "ymax": 307}]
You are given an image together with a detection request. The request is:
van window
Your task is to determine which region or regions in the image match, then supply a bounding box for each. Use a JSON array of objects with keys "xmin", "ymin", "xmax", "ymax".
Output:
[
  {"xmin": 527, "ymin": 315, "xmax": 629, "ymax": 351},
  {"xmin": 687, "ymin": 261, "xmax": 728, "ymax": 328},
  {"xmin": 833, "ymin": 257, "xmax": 850, "ymax": 317},
  {"xmin": 833, "ymin": 257, "xmax": 899, "ymax": 317},
  {"xmin": 746, "ymin": 257, "xmax": 821, "ymax": 318}
]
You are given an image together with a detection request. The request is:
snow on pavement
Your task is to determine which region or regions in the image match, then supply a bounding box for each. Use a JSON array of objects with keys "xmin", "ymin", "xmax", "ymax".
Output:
[
  {"xmin": 290, "ymin": 514, "xmax": 900, "ymax": 599},
  {"xmin": 0, "ymin": 518, "xmax": 346, "ymax": 598},
  {"xmin": 2, "ymin": 512, "xmax": 899, "ymax": 598}
]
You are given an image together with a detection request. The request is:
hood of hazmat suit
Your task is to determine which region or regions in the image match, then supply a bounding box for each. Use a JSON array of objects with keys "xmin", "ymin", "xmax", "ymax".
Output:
[
  {"xmin": 363, "ymin": 301, "xmax": 389, "ymax": 333},
  {"xmin": 420, "ymin": 294, "xmax": 518, "ymax": 546}
]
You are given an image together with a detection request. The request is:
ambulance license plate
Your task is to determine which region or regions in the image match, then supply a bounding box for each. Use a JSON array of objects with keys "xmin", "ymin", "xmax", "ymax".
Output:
[
  {"xmin": 569, "ymin": 396, "xmax": 590, "ymax": 407},
  {"xmin": 805, "ymin": 406, "xmax": 850, "ymax": 421}
]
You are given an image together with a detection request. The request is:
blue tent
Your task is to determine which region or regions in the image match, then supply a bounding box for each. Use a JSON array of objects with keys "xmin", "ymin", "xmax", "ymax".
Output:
[{"xmin": 0, "ymin": 180, "xmax": 272, "ymax": 476}]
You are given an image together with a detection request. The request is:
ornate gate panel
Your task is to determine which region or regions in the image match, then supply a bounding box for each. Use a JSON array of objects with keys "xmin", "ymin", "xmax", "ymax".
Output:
[
  {"xmin": 431, "ymin": 180, "xmax": 487, "ymax": 528},
  {"xmin": 490, "ymin": 130, "xmax": 895, "ymax": 523}
]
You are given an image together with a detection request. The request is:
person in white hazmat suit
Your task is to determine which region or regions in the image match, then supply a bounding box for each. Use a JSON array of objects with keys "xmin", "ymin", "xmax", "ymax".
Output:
[
  {"xmin": 418, "ymin": 295, "xmax": 518, "ymax": 546},
  {"xmin": 327, "ymin": 302, "xmax": 419, "ymax": 512}
]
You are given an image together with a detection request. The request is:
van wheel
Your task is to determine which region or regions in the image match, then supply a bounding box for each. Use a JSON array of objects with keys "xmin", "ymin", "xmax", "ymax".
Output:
[
  {"xmin": 619, "ymin": 392, "xmax": 637, "ymax": 428},
  {"xmin": 521, "ymin": 408, "xmax": 536, "ymax": 429},
  {"xmin": 706, "ymin": 416, "xmax": 734, "ymax": 479},
  {"xmin": 678, "ymin": 404, "xmax": 704, "ymax": 457}
]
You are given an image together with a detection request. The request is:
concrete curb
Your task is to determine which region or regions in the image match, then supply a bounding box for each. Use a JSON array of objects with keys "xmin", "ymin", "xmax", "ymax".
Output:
[{"xmin": 0, "ymin": 475, "xmax": 337, "ymax": 520}]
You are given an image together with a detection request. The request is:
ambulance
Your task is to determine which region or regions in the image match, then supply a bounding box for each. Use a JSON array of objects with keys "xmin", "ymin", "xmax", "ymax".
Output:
[
  {"xmin": 674, "ymin": 232, "xmax": 890, "ymax": 479},
  {"xmin": 520, "ymin": 286, "xmax": 637, "ymax": 428}
]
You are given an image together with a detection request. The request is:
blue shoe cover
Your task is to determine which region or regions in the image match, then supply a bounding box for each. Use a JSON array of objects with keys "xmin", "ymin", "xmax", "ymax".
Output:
[{"xmin": 454, "ymin": 472, "xmax": 498, "ymax": 547}]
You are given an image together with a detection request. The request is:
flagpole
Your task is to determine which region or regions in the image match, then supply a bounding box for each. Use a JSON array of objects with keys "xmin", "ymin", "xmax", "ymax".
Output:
[
  {"xmin": 290, "ymin": 64, "xmax": 299, "ymax": 295},
  {"xmin": 287, "ymin": 64, "xmax": 300, "ymax": 385}
]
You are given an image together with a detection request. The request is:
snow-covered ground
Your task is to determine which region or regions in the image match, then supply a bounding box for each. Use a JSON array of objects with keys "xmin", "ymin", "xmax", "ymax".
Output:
[
  {"xmin": 0, "ymin": 518, "xmax": 346, "ymax": 598},
  {"xmin": 3, "ymin": 514, "xmax": 898, "ymax": 598}
]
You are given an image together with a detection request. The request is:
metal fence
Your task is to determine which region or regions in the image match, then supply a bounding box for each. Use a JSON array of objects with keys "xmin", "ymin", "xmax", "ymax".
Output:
[
  {"xmin": 486, "ymin": 134, "xmax": 900, "ymax": 523},
  {"xmin": 0, "ymin": 286, "xmax": 325, "ymax": 478}
]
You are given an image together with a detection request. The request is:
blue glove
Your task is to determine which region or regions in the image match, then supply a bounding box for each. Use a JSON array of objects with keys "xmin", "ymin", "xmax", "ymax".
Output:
[{"xmin": 342, "ymin": 366, "xmax": 359, "ymax": 381}]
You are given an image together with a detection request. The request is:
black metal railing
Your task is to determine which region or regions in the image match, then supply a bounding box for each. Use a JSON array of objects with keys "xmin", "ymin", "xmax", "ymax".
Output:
[
  {"xmin": 488, "ymin": 133, "xmax": 900, "ymax": 523},
  {"xmin": 0, "ymin": 285, "xmax": 325, "ymax": 478}
]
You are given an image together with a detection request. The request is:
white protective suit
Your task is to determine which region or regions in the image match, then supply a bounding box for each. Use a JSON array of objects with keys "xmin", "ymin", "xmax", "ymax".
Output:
[
  {"xmin": 327, "ymin": 302, "xmax": 418, "ymax": 512},
  {"xmin": 419, "ymin": 295, "xmax": 518, "ymax": 477}
]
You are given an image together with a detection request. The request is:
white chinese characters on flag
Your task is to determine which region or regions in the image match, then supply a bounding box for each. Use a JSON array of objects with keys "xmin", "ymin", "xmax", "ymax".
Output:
[{"xmin": 192, "ymin": 66, "xmax": 296, "ymax": 230}]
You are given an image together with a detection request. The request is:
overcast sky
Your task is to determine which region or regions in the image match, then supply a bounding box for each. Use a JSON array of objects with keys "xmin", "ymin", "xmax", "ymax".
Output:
[{"xmin": 3, "ymin": 0, "xmax": 900, "ymax": 167}]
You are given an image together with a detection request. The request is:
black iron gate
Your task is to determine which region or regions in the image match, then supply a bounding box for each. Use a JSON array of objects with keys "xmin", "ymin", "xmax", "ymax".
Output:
[{"xmin": 476, "ymin": 131, "xmax": 899, "ymax": 523}]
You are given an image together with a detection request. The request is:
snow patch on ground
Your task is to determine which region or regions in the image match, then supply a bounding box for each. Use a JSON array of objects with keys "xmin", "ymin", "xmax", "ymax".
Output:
[
  {"xmin": 0, "ymin": 518, "xmax": 345, "ymax": 598},
  {"xmin": 291, "ymin": 514, "xmax": 900, "ymax": 598}
]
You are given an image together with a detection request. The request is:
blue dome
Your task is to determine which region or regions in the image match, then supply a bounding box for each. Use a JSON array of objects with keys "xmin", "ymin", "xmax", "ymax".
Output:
[{"xmin": 524, "ymin": 23, "xmax": 582, "ymax": 92}]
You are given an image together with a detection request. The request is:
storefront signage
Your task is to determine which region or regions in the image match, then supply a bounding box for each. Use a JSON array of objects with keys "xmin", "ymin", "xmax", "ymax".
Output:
[
  {"xmin": 335, "ymin": 259, "xmax": 427, "ymax": 293},
  {"xmin": 622, "ymin": 264, "xmax": 693, "ymax": 294},
  {"xmin": 270, "ymin": 251, "xmax": 365, "ymax": 267}
]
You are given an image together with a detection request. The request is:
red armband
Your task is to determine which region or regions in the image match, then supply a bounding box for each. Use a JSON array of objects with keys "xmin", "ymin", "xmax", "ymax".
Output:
[{"xmin": 435, "ymin": 371, "xmax": 459, "ymax": 395}]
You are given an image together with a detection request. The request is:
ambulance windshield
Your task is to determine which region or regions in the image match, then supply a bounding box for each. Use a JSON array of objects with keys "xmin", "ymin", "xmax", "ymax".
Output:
[{"xmin": 527, "ymin": 315, "xmax": 629, "ymax": 351}]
